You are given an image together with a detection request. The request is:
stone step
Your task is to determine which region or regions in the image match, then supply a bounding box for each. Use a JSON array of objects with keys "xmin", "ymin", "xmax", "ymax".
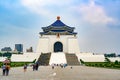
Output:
[
  {"xmin": 37, "ymin": 53, "xmax": 51, "ymax": 65},
  {"xmin": 49, "ymin": 52, "xmax": 67, "ymax": 65},
  {"xmin": 65, "ymin": 53, "xmax": 80, "ymax": 65}
]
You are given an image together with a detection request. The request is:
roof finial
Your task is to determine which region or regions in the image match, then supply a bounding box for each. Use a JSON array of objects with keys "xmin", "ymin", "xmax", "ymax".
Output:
[{"xmin": 57, "ymin": 16, "xmax": 60, "ymax": 20}]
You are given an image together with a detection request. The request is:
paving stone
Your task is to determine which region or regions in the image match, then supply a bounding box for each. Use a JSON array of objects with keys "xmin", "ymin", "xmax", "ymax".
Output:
[{"xmin": 0, "ymin": 66, "xmax": 120, "ymax": 80}]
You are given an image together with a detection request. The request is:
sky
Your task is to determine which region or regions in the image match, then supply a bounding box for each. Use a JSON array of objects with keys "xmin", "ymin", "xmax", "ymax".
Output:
[{"xmin": 0, "ymin": 0, "xmax": 120, "ymax": 54}]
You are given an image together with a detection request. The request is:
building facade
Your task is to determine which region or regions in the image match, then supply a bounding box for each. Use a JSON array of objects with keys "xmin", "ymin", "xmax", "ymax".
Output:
[
  {"xmin": 36, "ymin": 16, "xmax": 80, "ymax": 54},
  {"xmin": 10, "ymin": 17, "xmax": 106, "ymax": 63}
]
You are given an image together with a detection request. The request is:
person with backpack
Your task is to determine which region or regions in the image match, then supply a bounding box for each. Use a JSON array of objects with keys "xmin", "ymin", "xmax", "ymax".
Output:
[{"xmin": 5, "ymin": 64, "xmax": 10, "ymax": 76}]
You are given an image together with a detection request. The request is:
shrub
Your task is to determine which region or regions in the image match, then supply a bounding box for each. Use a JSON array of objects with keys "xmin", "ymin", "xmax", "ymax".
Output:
[
  {"xmin": 80, "ymin": 59, "xmax": 84, "ymax": 64},
  {"xmin": 114, "ymin": 60, "xmax": 119, "ymax": 65}
]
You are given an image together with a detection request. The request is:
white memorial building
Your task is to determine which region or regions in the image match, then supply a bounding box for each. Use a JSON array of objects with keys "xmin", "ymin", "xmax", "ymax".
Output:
[
  {"xmin": 37, "ymin": 16, "xmax": 80, "ymax": 54},
  {"xmin": 2, "ymin": 16, "xmax": 116, "ymax": 65}
]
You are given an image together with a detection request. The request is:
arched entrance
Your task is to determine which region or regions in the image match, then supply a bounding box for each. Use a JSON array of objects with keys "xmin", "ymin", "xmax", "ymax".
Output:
[{"xmin": 54, "ymin": 42, "xmax": 63, "ymax": 52}]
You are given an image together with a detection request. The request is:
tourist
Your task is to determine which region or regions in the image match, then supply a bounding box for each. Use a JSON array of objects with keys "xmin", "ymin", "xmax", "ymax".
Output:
[
  {"xmin": 5, "ymin": 64, "xmax": 10, "ymax": 76},
  {"xmin": 52, "ymin": 65, "xmax": 54, "ymax": 69},
  {"xmin": 70, "ymin": 66, "xmax": 73, "ymax": 69},
  {"xmin": 63, "ymin": 64, "xmax": 65, "ymax": 68},
  {"xmin": 35, "ymin": 63, "xmax": 39, "ymax": 71},
  {"xmin": 1, "ymin": 64, "xmax": 6, "ymax": 76},
  {"xmin": 52, "ymin": 64, "xmax": 54, "ymax": 69},
  {"xmin": 23, "ymin": 64, "xmax": 27, "ymax": 72},
  {"xmin": 32, "ymin": 63, "xmax": 36, "ymax": 71}
]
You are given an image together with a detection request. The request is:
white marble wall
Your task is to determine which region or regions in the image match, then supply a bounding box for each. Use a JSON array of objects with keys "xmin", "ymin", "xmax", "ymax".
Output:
[
  {"xmin": 76, "ymin": 53, "xmax": 105, "ymax": 62},
  {"xmin": 0, "ymin": 57, "xmax": 7, "ymax": 62},
  {"xmin": 36, "ymin": 35, "xmax": 80, "ymax": 54},
  {"xmin": 108, "ymin": 57, "xmax": 120, "ymax": 62},
  {"xmin": 4, "ymin": 52, "xmax": 120, "ymax": 62},
  {"xmin": 11, "ymin": 52, "xmax": 41, "ymax": 62}
]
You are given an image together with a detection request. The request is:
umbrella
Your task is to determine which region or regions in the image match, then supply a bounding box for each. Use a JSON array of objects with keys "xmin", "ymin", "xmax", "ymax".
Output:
[{"xmin": 3, "ymin": 59, "xmax": 10, "ymax": 63}]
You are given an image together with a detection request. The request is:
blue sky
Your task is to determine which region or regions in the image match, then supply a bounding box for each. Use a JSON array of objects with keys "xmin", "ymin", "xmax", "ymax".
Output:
[{"xmin": 0, "ymin": 0, "xmax": 120, "ymax": 54}]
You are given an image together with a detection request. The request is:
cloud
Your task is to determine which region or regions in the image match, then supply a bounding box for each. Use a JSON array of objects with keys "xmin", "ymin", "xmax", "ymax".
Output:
[
  {"xmin": 78, "ymin": 0, "xmax": 115, "ymax": 25},
  {"xmin": 20, "ymin": 0, "xmax": 74, "ymax": 16},
  {"xmin": 21, "ymin": 0, "xmax": 48, "ymax": 15}
]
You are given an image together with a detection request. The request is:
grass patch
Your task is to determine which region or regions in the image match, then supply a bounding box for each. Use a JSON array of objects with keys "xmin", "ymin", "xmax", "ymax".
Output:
[
  {"xmin": 84, "ymin": 62, "xmax": 120, "ymax": 69},
  {"xmin": 0, "ymin": 62, "xmax": 34, "ymax": 67}
]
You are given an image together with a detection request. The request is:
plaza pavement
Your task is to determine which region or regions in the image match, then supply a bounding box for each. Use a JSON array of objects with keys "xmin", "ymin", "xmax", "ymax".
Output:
[{"xmin": 0, "ymin": 66, "xmax": 120, "ymax": 80}]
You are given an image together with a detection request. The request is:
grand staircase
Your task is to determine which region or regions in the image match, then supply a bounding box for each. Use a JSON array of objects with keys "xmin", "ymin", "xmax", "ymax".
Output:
[
  {"xmin": 65, "ymin": 53, "xmax": 80, "ymax": 65},
  {"xmin": 37, "ymin": 52, "xmax": 80, "ymax": 66},
  {"xmin": 49, "ymin": 52, "xmax": 67, "ymax": 65},
  {"xmin": 37, "ymin": 53, "xmax": 51, "ymax": 65}
]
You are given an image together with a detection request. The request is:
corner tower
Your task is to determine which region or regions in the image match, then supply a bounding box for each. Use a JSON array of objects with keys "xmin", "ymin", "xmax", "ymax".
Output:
[{"xmin": 36, "ymin": 17, "xmax": 80, "ymax": 54}]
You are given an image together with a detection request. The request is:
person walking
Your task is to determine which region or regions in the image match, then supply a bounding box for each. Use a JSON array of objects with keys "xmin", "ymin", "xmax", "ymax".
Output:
[
  {"xmin": 35, "ymin": 63, "xmax": 39, "ymax": 71},
  {"xmin": 52, "ymin": 64, "xmax": 54, "ymax": 69},
  {"xmin": 32, "ymin": 63, "xmax": 36, "ymax": 71},
  {"xmin": 5, "ymin": 64, "xmax": 10, "ymax": 76},
  {"xmin": 1, "ymin": 64, "xmax": 6, "ymax": 76},
  {"xmin": 23, "ymin": 64, "xmax": 27, "ymax": 72}
]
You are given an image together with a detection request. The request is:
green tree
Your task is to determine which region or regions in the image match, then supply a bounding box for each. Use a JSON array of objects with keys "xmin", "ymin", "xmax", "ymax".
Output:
[
  {"xmin": 114, "ymin": 60, "xmax": 119, "ymax": 65},
  {"xmin": 3, "ymin": 52, "xmax": 12, "ymax": 58},
  {"xmin": 104, "ymin": 53, "xmax": 116, "ymax": 57},
  {"xmin": 0, "ymin": 53, "xmax": 2, "ymax": 57}
]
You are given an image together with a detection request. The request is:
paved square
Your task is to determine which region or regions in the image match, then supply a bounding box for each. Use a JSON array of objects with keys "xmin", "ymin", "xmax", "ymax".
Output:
[{"xmin": 0, "ymin": 66, "xmax": 120, "ymax": 80}]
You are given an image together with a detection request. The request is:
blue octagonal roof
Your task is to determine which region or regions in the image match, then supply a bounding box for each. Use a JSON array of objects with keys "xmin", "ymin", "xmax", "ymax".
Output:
[
  {"xmin": 40, "ymin": 16, "xmax": 77, "ymax": 35},
  {"xmin": 50, "ymin": 20, "xmax": 66, "ymax": 27}
]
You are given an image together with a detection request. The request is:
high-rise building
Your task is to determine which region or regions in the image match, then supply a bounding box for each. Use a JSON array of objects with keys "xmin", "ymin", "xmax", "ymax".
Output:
[{"xmin": 15, "ymin": 44, "xmax": 23, "ymax": 52}]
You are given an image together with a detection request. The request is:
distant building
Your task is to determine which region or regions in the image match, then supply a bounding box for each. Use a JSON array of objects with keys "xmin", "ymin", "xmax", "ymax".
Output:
[
  {"xmin": 1, "ymin": 47, "xmax": 12, "ymax": 51},
  {"xmin": 15, "ymin": 44, "xmax": 23, "ymax": 52},
  {"xmin": 26, "ymin": 47, "xmax": 33, "ymax": 52}
]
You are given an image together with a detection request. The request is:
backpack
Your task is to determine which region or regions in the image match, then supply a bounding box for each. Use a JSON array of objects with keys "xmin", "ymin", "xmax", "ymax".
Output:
[{"xmin": 6, "ymin": 65, "xmax": 10, "ymax": 70}]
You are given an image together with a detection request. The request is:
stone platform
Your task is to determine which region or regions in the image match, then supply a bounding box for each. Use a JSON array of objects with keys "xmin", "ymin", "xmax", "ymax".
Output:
[{"xmin": 0, "ymin": 66, "xmax": 120, "ymax": 80}]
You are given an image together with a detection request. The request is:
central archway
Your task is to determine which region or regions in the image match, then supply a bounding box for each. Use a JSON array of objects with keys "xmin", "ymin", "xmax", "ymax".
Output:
[{"xmin": 54, "ymin": 42, "xmax": 63, "ymax": 52}]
